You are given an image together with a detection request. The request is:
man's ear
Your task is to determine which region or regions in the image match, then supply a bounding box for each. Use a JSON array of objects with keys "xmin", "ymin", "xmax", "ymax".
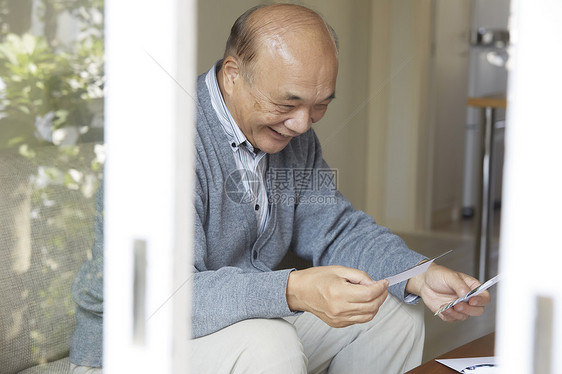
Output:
[{"xmin": 220, "ymin": 56, "xmax": 241, "ymax": 96}]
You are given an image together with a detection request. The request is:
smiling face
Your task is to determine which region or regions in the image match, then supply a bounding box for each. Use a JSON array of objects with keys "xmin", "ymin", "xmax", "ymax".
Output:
[{"xmin": 218, "ymin": 11, "xmax": 338, "ymax": 154}]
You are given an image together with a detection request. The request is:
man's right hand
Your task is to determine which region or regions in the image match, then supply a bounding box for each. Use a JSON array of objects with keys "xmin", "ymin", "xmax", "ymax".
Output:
[{"xmin": 286, "ymin": 266, "xmax": 389, "ymax": 328}]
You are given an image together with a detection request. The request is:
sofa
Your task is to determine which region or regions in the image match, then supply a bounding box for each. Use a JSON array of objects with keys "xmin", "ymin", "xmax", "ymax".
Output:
[{"xmin": 0, "ymin": 143, "xmax": 101, "ymax": 373}]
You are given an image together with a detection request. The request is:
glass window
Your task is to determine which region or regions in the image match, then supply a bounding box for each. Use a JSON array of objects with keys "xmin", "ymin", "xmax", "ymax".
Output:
[{"xmin": 0, "ymin": 0, "xmax": 104, "ymax": 369}]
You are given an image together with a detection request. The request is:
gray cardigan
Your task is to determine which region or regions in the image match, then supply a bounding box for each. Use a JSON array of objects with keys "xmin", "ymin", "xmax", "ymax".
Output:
[
  {"xmin": 69, "ymin": 72, "xmax": 426, "ymax": 367},
  {"xmin": 191, "ymin": 73, "xmax": 425, "ymax": 336}
]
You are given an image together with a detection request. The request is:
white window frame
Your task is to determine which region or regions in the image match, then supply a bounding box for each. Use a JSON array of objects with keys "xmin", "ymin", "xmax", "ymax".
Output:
[
  {"xmin": 497, "ymin": 0, "xmax": 562, "ymax": 372},
  {"xmin": 104, "ymin": 0, "xmax": 196, "ymax": 372}
]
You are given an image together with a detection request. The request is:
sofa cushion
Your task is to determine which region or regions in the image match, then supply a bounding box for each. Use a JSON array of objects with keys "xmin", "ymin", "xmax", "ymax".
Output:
[
  {"xmin": 0, "ymin": 144, "xmax": 101, "ymax": 373},
  {"xmin": 17, "ymin": 357, "xmax": 70, "ymax": 374}
]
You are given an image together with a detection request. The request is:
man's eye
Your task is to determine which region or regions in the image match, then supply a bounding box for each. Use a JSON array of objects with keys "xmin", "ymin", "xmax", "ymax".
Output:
[{"xmin": 278, "ymin": 105, "xmax": 295, "ymax": 111}]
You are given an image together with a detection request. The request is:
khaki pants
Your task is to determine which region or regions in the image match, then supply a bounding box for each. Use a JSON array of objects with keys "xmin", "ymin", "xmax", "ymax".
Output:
[
  {"xmin": 190, "ymin": 295, "xmax": 425, "ymax": 374},
  {"xmin": 69, "ymin": 364, "xmax": 102, "ymax": 373},
  {"xmin": 70, "ymin": 295, "xmax": 424, "ymax": 373}
]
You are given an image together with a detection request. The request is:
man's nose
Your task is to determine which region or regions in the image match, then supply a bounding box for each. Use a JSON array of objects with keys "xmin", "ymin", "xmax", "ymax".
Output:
[{"xmin": 284, "ymin": 108, "xmax": 312, "ymax": 135}]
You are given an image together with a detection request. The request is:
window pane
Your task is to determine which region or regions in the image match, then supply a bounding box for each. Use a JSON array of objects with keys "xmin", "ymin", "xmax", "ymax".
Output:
[{"xmin": 0, "ymin": 0, "xmax": 104, "ymax": 370}]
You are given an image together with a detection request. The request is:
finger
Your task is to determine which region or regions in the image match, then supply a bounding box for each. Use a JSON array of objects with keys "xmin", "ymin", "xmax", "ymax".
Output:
[
  {"xmin": 459, "ymin": 273, "xmax": 483, "ymax": 290},
  {"xmin": 329, "ymin": 302, "xmax": 382, "ymax": 321},
  {"xmin": 326, "ymin": 312, "xmax": 378, "ymax": 328},
  {"xmin": 468, "ymin": 291, "xmax": 491, "ymax": 307},
  {"xmin": 454, "ymin": 301, "xmax": 486, "ymax": 317},
  {"xmin": 347, "ymin": 310, "xmax": 380, "ymax": 324},
  {"xmin": 449, "ymin": 274, "xmax": 474, "ymax": 298},
  {"xmin": 328, "ymin": 295, "xmax": 388, "ymax": 325},
  {"xmin": 439, "ymin": 305, "xmax": 469, "ymax": 322},
  {"xmin": 344, "ymin": 280, "xmax": 388, "ymax": 303},
  {"xmin": 331, "ymin": 286, "xmax": 388, "ymax": 315},
  {"xmin": 319, "ymin": 298, "xmax": 381, "ymax": 326},
  {"xmin": 339, "ymin": 267, "xmax": 376, "ymax": 286}
]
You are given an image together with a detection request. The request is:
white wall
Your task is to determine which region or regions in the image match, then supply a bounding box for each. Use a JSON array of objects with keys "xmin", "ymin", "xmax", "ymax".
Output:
[
  {"xmin": 427, "ymin": 0, "xmax": 471, "ymax": 228},
  {"xmin": 306, "ymin": 0, "xmax": 371, "ymax": 210},
  {"xmin": 365, "ymin": 0, "xmax": 434, "ymax": 231},
  {"xmin": 197, "ymin": 0, "xmax": 259, "ymax": 71}
]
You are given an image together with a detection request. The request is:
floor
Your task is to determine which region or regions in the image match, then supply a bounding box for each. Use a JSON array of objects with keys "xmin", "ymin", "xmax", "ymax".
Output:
[{"xmin": 396, "ymin": 209, "xmax": 501, "ymax": 363}]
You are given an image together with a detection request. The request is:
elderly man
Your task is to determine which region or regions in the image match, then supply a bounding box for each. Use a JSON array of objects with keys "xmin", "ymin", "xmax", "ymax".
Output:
[{"xmin": 70, "ymin": 3, "xmax": 490, "ymax": 374}]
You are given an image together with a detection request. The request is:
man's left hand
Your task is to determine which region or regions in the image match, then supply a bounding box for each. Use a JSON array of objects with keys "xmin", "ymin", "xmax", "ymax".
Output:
[{"xmin": 405, "ymin": 263, "xmax": 491, "ymax": 322}]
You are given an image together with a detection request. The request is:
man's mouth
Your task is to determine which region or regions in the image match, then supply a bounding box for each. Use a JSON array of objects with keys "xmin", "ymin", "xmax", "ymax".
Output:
[{"xmin": 270, "ymin": 127, "xmax": 292, "ymax": 138}]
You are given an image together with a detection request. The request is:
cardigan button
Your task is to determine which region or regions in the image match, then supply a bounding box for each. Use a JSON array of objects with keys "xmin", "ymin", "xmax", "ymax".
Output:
[
  {"xmin": 253, "ymin": 251, "xmax": 258, "ymax": 260},
  {"xmin": 255, "ymin": 204, "xmax": 260, "ymax": 211}
]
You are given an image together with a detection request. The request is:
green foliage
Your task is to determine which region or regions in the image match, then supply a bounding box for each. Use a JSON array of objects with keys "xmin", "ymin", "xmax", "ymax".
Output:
[
  {"xmin": 0, "ymin": 34, "xmax": 82, "ymax": 146},
  {"xmin": 0, "ymin": 0, "xmax": 104, "ymax": 150}
]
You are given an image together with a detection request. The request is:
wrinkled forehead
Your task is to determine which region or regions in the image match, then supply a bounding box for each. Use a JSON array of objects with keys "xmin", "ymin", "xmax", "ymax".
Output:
[
  {"xmin": 250, "ymin": 48, "xmax": 338, "ymax": 105},
  {"xmin": 254, "ymin": 26, "xmax": 338, "ymax": 79}
]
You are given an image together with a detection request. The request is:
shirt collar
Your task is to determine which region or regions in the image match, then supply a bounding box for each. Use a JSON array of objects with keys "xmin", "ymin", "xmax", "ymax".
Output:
[{"xmin": 205, "ymin": 62, "xmax": 253, "ymax": 151}]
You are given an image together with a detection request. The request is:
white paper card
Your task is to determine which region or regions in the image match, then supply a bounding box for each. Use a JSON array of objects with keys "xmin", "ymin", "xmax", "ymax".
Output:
[
  {"xmin": 436, "ymin": 356, "xmax": 497, "ymax": 373},
  {"xmin": 385, "ymin": 250, "xmax": 452, "ymax": 286}
]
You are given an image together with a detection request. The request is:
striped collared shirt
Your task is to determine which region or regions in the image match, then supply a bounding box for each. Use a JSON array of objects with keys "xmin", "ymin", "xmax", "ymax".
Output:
[{"xmin": 205, "ymin": 63, "xmax": 270, "ymax": 235}]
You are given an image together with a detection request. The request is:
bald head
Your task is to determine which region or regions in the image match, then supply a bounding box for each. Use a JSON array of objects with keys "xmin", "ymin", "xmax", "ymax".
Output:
[
  {"xmin": 217, "ymin": 4, "xmax": 339, "ymax": 154},
  {"xmin": 223, "ymin": 3, "xmax": 339, "ymax": 82}
]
